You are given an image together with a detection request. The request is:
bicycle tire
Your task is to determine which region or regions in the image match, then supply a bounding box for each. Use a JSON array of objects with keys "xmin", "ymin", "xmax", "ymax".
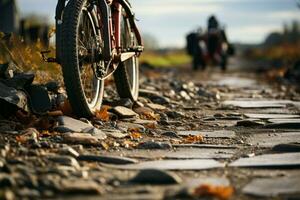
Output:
[
  {"xmin": 114, "ymin": 14, "xmax": 139, "ymax": 101},
  {"xmin": 61, "ymin": 0, "xmax": 104, "ymax": 117}
]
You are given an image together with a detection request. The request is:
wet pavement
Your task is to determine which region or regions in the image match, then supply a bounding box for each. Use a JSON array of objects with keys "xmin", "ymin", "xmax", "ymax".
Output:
[{"xmin": 0, "ymin": 59, "xmax": 300, "ymax": 200}]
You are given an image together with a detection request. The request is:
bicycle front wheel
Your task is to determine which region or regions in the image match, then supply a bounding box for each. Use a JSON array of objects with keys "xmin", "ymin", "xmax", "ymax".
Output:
[{"xmin": 61, "ymin": 0, "xmax": 105, "ymax": 117}]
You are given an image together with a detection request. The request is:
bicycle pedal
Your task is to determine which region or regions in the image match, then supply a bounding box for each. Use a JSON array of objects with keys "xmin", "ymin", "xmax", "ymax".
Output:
[{"xmin": 41, "ymin": 50, "xmax": 57, "ymax": 63}]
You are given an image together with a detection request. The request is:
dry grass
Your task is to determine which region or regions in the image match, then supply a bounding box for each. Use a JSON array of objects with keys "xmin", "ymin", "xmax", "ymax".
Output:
[
  {"xmin": 247, "ymin": 42, "xmax": 300, "ymax": 64},
  {"xmin": 0, "ymin": 33, "xmax": 62, "ymax": 84}
]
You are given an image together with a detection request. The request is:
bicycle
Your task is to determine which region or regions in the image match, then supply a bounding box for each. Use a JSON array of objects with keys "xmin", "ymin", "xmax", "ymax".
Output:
[{"xmin": 43, "ymin": 0, "xmax": 143, "ymax": 118}]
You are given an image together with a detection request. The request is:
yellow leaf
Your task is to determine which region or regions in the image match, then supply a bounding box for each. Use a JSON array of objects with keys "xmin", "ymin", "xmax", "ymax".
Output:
[
  {"xmin": 95, "ymin": 105, "xmax": 111, "ymax": 122},
  {"xmin": 182, "ymin": 135, "xmax": 204, "ymax": 144}
]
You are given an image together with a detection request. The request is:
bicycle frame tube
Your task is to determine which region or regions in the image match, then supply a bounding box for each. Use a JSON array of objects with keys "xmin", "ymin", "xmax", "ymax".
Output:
[
  {"xmin": 118, "ymin": 0, "xmax": 143, "ymax": 46},
  {"xmin": 98, "ymin": 0, "xmax": 112, "ymax": 61},
  {"xmin": 108, "ymin": 0, "xmax": 143, "ymax": 55},
  {"xmin": 112, "ymin": 1, "xmax": 122, "ymax": 53}
]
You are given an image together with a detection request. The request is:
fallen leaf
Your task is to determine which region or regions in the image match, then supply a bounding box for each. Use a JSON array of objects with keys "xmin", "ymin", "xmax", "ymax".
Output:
[
  {"xmin": 95, "ymin": 105, "xmax": 111, "ymax": 122},
  {"xmin": 182, "ymin": 135, "xmax": 204, "ymax": 144},
  {"xmin": 16, "ymin": 128, "xmax": 39, "ymax": 144},
  {"xmin": 193, "ymin": 184, "xmax": 234, "ymax": 200},
  {"xmin": 129, "ymin": 132, "xmax": 142, "ymax": 140},
  {"xmin": 40, "ymin": 130, "xmax": 56, "ymax": 137},
  {"xmin": 122, "ymin": 140, "xmax": 137, "ymax": 148},
  {"xmin": 145, "ymin": 123, "xmax": 157, "ymax": 129},
  {"xmin": 134, "ymin": 107, "xmax": 160, "ymax": 121},
  {"xmin": 101, "ymin": 141, "xmax": 109, "ymax": 150}
]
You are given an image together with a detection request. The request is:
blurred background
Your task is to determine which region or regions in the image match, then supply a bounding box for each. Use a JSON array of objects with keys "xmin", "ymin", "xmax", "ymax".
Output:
[{"xmin": 0, "ymin": 0, "xmax": 300, "ymax": 78}]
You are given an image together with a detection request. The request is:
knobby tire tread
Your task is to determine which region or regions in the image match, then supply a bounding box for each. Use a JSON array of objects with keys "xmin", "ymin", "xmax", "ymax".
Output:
[
  {"xmin": 114, "ymin": 61, "xmax": 138, "ymax": 101},
  {"xmin": 61, "ymin": 0, "xmax": 93, "ymax": 117}
]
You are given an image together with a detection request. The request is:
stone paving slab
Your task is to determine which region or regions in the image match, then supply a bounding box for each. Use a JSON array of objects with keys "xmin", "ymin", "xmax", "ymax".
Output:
[
  {"xmin": 172, "ymin": 144, "xmax": 238, "ymax": 149},
  {"xmin": 216, "ymin": 77, "xmax": 257, "ymax": 88},
  {"xmin": 244, "ymin": 113, "xmax": 300, "ymax": 119},
  {"xmin": 105, "ymin": 148, "xmax": 235, "ymax": 159},
  {"xmin": 268, "ymin": 118, "xmax": 300, "ymax": 123},
  {"xmin": 177, "ymin": 130, "xmax": 236, "ymax": 139},
  {"xmin": 223, "ymin": 100, "xmax": 300, "ymax": 108},
  {"xmin": 242, "ymin": 176, "xmax": 300, "ymax": 197},
  {"xmin": 264, "ymin": 122, "xmax": 300, "ymax": 129},
  {"xmin": 248, "ymin": 132, "xmax": 300, "ymax": 148},
  {"xmin": 186, "ymin": 177, "xmax": 231, "ymax": 188},
  {"xmin": 229, "ymin": 153, "xmax": 300, "ymax": 168},
  {"xmin": 108, "ymin": 159, "xmax": 225, "ymax": 170}
]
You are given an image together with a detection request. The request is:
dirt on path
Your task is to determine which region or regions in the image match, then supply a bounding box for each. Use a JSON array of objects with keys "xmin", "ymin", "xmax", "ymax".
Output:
[{"xmin": 0, "ymin": 57, "xmax": 300, "ymax": 200}]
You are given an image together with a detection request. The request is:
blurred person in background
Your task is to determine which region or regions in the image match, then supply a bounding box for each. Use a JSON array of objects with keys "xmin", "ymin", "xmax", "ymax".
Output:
[{"xmin": 186, "ymin": 28, "xmax": 206, "ymax": 71}]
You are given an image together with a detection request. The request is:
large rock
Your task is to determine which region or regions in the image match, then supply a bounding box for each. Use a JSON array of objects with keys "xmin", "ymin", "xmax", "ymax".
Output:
[
  {"xmin": 55, "ymin": 116, "xmax": 106, "ymax": 140},
  {"xmin": 4, "ymin": 72, "xmax": 34, "ymax": 89},
  {"xmin": 26, "ymin": 84, "xmax": 52, "ymax": 114},
  {"xmin": 0, "ymin": 82, "xmax": 28, "ymax": 115},
  {"xmin": 55, "ymin": 116, "xmax": 93, "ymax": 133}
]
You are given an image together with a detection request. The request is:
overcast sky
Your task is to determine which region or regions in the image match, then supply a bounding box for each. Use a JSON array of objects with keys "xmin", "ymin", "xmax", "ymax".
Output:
[{"xmin": 17, "ymin": 0, "xmax": 300, "ymax": 47}]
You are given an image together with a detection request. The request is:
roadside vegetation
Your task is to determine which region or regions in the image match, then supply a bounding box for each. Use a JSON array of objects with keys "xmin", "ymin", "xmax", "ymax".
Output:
[
  {"xmin": 245, "ymin": 20, "xmax": 300, "ymax": 66},
  {"xmin": 140, "ymin": 49, "xmax": 191, "ymax": 68},
  {"xmin": 0, "ymin": 33, "xmax": 62, "ymax": 83}
]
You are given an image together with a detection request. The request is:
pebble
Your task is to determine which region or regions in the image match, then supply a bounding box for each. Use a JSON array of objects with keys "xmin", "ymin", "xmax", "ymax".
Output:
[
  {"xmin": 117, "ymin": 122, "xmax": 146, "ymax": 133},
  {"xmin": 0, "ymin": 190, "xmax": 14, "ymax": 200},
  {"xmin": 103, "ymin": 129, "xmax": 128, "ymax": 139},
  {"xmin": 130, "ymin": 169, "xmax": 182, "ymax": 184},
  {"xmin": 150, "ymin": 95, "xmax": 170, "ymax": 105},
  {"xmin": 59, "ymin": 147, "xmax": 80, "ymax": 158},
  {"xmin": 113, "ymin": 98, "xmax": 134, "ymax": 108},
  {"xmin": 161, "ymin": 131, "xmax": 180, "ymax": 138},
  {"xmin": 81, "ymin": 127, "xmax": 107, "ymax": 140},
  {"xmin": 146, "ymin": 103, "xmax": 167, "ymax": 111},
  {"xmin": 137, "ymin": 141, "xmax": 172, "ymax": 149},
  {"xmin": 48, "ymin": 155, "xmax": 80, "ymax": 169},
  {"xmin": 139, "ymin": 89, "xmax": 160, "ymax": 97},
  {"xmin": 55, "ymin": 116, "xmax": 96, "ymax": 133},
  {"xmin": 134, "ymin": 106, "xmax": 154, "ymax": 116},
  {"xmin": 166, "ymin": 111, "xmax": 185, "ymax": 119},
  {"xmin": 180, "ymin": 90, "xmax": 191, "ymax": 100},
  {"xmin": 112, "ymin": 106, "xmax": 138, "ymax": 118},
  {"xmin": 62, "ymin": 132, "xmax": 99, "ymax": 145},
  {"xmin": 0, "ymin": 174, "xmax": 16, "ymax": 187}
]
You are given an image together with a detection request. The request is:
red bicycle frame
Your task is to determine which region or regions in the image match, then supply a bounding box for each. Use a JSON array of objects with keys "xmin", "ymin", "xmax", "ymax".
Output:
[
  {"xmin": 107, "ymin": 0, "xmax": 143, "ymax": 61},
  {"xmin": 53, "ymin": 0, "xmax": 143, "ymax": 65}
]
